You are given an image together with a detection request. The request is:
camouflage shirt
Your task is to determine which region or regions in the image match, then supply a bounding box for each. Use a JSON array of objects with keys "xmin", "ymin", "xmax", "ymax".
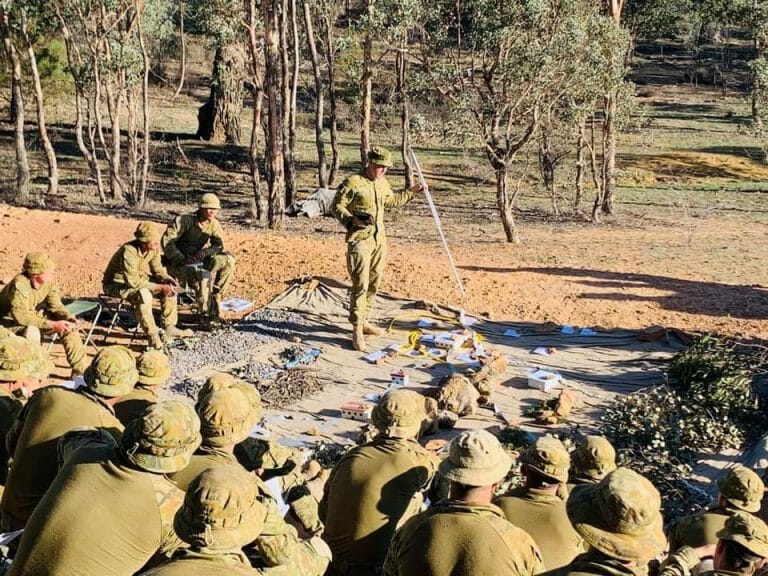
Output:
[
  {"xmin": 103, "ymin": 240, "xmax": 173, "ymax": 297},
  {"xmin": 162, "ymin": 214, "xmax": 225, "ymax": 267},
  {"xmin": 0, "ymin": 274, "xmax": 73, "ymax": 330}
]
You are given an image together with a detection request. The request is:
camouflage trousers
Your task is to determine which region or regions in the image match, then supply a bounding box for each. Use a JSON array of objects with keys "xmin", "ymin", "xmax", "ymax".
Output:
[
  {"xmin": 255, "ymin": 538, "xmax": 331, "ymax": 576},
  {"xmin": 103, "ymin": 284, "xmax": 178, "ymax": 337},
  {"xmin": 169, "ymin": 253, "xmax": 235, "ymax": 315},
  {"xmin": 346, "ymin": 237, "xmax": 387, "ymax": 326},
  {"xmin": 9, "ymin": 324, "xmax": 88, "ymax": 375}
]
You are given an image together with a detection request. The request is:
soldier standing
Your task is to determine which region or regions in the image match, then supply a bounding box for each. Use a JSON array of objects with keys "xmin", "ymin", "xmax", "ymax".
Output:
[
  {"xmin": 162, "ymin": 193, "xmax": 236, "ymax": 319},
  {"xmin": 333, "ymin": 147, "xmax": 421, "ymax": 352},
  {"xmin": 0, "ymin": 251, "xmax": 89, "ymax": 374}
]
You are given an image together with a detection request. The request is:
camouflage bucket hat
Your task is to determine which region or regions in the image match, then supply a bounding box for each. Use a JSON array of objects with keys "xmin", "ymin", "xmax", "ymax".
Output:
[
  {"xmin": 717, "ymin": 512, "xmax": 768, "ymax": 558},
  {"xmin": 199, "ymin": 193, "xmax": 221, "ymax": 210},
  {"xmin": 371, "ymin": 389, "xmax": 426, "ymax": 439},
  {"xmin": 57, "ymin": 426, "xmax": 118, "ymax": 469},
  {"xmin": 197, "ymin": 372, "xmax": 238, "ymax": 403},
  {"xmin": 231, "ymin": 382, "xmax": 262, "ymax": 427},
  {"xmin": 521, "ymin": 436, "xmax": 570, "ymax": 483},
  {"xmin": 0, "ymin": 335, "xmax": 53, "ymax": 382},
  {"xmin": 197, "ymin": 388, "xmax": 253, "ymax": 447},
  {"xmin": 83, "ymin": 345, "xmax": 138, "ymax": 397},
  {"xmin": 439, "ymin": 429, "xmax": 512, "ymax": 487},
  {"xmin": 717, "ymin": 465, "xmax": 764, "ymax": 513},
  {"xmin": 122, "ymin": 400, "xmax": 202, "ymax": 473},
  {"xmin": 174, "ymin": 464, "xmax": 266, "ymax": 550},
  {"xmin": 367, "ymin": 146, "xmax": 393, "ymax": 168},
  {"xmin": 571, "ymin": 436, "xmax": 617, "ymax": 482},
  {"xmin": 134, "ymin": 222, "xmax": 161, "ymax": 243},
  {"xmin": 23, "ymin": 251, "xmax": 55, "ymax": 275},
  {"xmin": 567, "ymin": 467, "xmax": 666, "ymax": 562},
  {"xmin": 136, "ymin": 350, "xmax": 171, "ymax": 387}
]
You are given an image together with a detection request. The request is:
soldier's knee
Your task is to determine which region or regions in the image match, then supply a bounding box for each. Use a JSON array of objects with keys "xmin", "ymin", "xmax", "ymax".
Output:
[{"xmin": 138, "ymin": 288, "xmax": 153, "ymax": 305}]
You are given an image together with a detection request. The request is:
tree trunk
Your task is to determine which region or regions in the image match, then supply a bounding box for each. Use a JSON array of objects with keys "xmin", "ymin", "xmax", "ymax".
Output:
[
  {"xmin": 321, "ymin": 11, "xmax": 340, "ymax": 185},
  {"xmin": 359, "ymin": 0, "xmax": 374, "ymax": 165},
  {"xmin": 1, "ymin": 11, "xmax": 30, "ymax": 203},
  {"xmin": 601, "ymin": 93, "xmax": 616, "ymax": 215},
  {"xmin": 538, "ymin": 130, "xmax": 558, "ymax": 215},
  {"xmin": 137, "ymin": 4, "xmax": 151, "ymax": 207},
  {"xmin": 246, "ymin": 0, "xmax": 265, "ymax": 220},
  {"xmin": 264, "ymin": 0, "xmax": 286, "ymax": 229},
  {"xmin": 173, "ymin": 0, "xmax": 186, "ymax": 99},
  {"xmin": 304, "ymin": 1, "xmax": 328, "ymax": 188},
  {"xmin": 574, "ymin": 119, "xmax": 586, "ymax": 212},
  {"xmin": 280, "ymin": 0, "xmax": 297, "ymax": 207},
  {"xmin": 197, "ymin": 43, "xmax": 246, "ymax": 144},
  {"xmin": 396, "ymin": 41, "xmax": 414, "ymax": 190},
  {"xmin": 495, "ymin": 166, "xmax": 518, "ymax": 244},
  {"xmin": 20, "ymin": 10, "xmax": 58, "ymax": 198},
  {"xmin": 753, "ymin": 38, "xmax": 764, "ymax": 128}
]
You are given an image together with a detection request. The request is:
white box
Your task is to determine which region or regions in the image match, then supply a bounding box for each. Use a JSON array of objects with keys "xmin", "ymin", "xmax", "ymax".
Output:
[
  {"xmin": 340, "ymin": 402, "xmax": 373, "ymax": 422},
  {"xmin": 527, "ymin": 370, "xmax": 562, "ymax": 393},
  {"xmin": 391, "ymin": 370, "xmax": 409, "ymax": 387}
]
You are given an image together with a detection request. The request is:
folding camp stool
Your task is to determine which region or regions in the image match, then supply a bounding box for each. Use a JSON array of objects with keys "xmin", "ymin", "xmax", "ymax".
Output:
[
  {"xmin": 97, "ymin": 294, "xmax": 140, "ymax": 345},
  {"xmin": 47, "ymin": 299, "xmax": 103, "ymax": 352}
]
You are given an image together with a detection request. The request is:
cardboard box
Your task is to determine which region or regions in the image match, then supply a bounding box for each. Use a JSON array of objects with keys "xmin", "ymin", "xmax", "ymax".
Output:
[{"xmin": 527, "ymin": 370, "xmax": 562, "ymax": 393}]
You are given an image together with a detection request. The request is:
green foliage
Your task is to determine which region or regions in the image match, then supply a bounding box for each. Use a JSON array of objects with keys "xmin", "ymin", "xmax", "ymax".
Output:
[
  {"xmin": 624, "ymin": 0, "xmax": 695, "ymax": 39},
  {"xmin": 603, "ymin": 336, "xmax": 768, "ymax": 520},
  {"xmin": 35, "ymin": 39, "xmax": 70, "ymax": 91},
  {"xmin": 187, "ymin": 0, "xmax": 244, "ymax": 47}
]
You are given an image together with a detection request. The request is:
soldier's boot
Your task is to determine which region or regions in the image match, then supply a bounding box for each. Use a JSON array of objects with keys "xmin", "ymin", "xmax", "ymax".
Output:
[
  {"xmin": 352, "ymin": 325, "xmax": 367, "ymax": 353},
  {"xmin": 147, "ymin": 331, "xmax": 164, "ymax": 350},
  {"xmin": 162, "ymin": 325, "xmax": 194, "ymax": 343},
  {"xmin": 362, "ymin": 322, "xmax": 385, "ymax": 336}
]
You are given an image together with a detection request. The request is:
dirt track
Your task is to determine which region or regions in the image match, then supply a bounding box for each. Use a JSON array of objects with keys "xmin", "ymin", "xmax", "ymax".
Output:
[{"xmin": 0, "ymin": 204, "xmax": 765, "ymax": 342}]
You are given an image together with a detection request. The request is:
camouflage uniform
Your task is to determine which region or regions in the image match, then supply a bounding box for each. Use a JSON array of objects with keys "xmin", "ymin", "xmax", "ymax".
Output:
[
  {"xmin": 332, "ymin": 147, "xmax": 413, "ymax": 351},
  {"xmin": 162, "ymin": 194, "xmax": 235, "ymax": 316},
  {"xmin": 667, "ymin": 466, "xmax": 764, "ymax": 553},
  {"xmin": 660, "ymin": 513, "xmax": 768, "ymax": 576},
  {"xmin": 567, "ymin": 436, "xmax": 617, "ymax": 493},
  {"xmin": 0, "ymin": 252, "xmax": 88, "ymax": 374},
  {"xmin": 0, "ymin": 336, "xmax": 51, "ymax": 497},
  {"xmin": 114, "ymin": 350, "xmax": 170, "ymax": 427},
  {"xmin": 103, "ymin": 223, "xmax": 179, "ymax": 348},
  {"xmin": 7, "ymin": 401, "xmax": 201, "ymax": 576},
  {"xmin": 384, "ymin": 430, "xmax": 543, "ymax": 576},
  {"xmin": 138, "ymin": 464, "xmax": 266, "ymax": 576},
  {"xmin": 0, "ymin": 345, "xmax": 136, "ymax": 530},
  {"xmin": 542, "ymin": 468, "xmax": 666, "ymax": 576},
  {"xmin": 497, "ymin": 437, "xmax": 584, "ymax": 571},
  {"xmin": 322, "ymin": 390, "xmax": 438, "ymax": 575}
]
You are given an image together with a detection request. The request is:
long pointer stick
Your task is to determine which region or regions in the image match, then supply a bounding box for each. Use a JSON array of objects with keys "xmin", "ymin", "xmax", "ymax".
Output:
[{"xmin": 409, "ymin": 148, "xmax": 466, "ymax": 299}]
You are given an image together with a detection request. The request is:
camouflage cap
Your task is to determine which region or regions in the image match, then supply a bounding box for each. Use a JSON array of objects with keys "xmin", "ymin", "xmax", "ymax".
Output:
[
  {"xmin": 83, "ymin": 345, "xmax": 138, "ymax": 397},
  {"xmin": 567, "ymin": 467, "xmax": 666, "ymax": 562},
  {"xmin": 571, "ymin": 436, "xmax": 617, "ymax": 483},
  {"xmin": 57, "ymin": 426, "xmax": 118, "ymax": 469},
  {"xmin": 197, "ymin": 372, "xmax": 238, "ymax": 403},
  {"xmin": 136, "ymin": 350, "xmax": 171, "ymax": 387},
  {"xmin": 367, "ymin": 146, "xmax": 393, "ymax": 168},
  {"xmin": 439, "ymin": 429, "xmax": 512, "ymax": 487},
  {"xmin": 134, "ymin": 222, "xmax": 162, "ymax": 243},
  {"xmin": 717, "ymin": 512, "xmax": 768, "ymax": 558},
  {"xmin": 521, "ymin": 436, "xmax": 570, "ymax": 483},
  {"xmin": 197, "ymin": 388, "xmax": 253, "ymax": 447},
  {"xmin": 199, "ymin": 193, "xmax": 221, "ymax": 210},
  {"xmin": 717, "ymin": 465, "xmax": 765, "ymax": 513},
  {"xmin": 231, "ymin": 382, "xmax": 262, "ymax": 427},
  {"xmin": 371, "ymin": 389, "xmax": 426, "ymax": 439},
  {"xmin": 0, "ymin": 335, "xmax": 53, "ymax": 382},
  {"xmin": 23, "ymin": 251, "xmax": 55, "ymax": 275},
  {"xmin": 122, "ymin": 400, "xmax": 201, "ymax": 473},
  {"xmin": 174, "ymin": 464, "xmax": 266, "ymax": 550}
]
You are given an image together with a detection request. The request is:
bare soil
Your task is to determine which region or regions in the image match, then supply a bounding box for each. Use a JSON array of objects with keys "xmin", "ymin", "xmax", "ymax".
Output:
[{"xmin": 1, "ymin": 204, "xmax": 765, "ymax": 348}]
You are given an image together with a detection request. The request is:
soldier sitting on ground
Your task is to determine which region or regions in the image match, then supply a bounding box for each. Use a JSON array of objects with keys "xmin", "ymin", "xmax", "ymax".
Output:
[
  {"xmin": 496, "ymin": 436, "xmax": 584, "ymax": 571},
  {"xmin": 7, "ymin": 401, "xmax": 200, "ymax": 576},
  {"xmin": 668, "ymin": 465, "xmax": 764, "ymax": 554},
  {"xmin": 162, "ymin": 193, "xmax": 235, "ymax": 320},
  {"xmin": 321, "ymin": 389, "xmax": 439, "ymax": 576},
  {"xmin": 0, "ymin": 345, "xmax": 137, "ymax": 531},
  {"xmin": 0, "ymin": 335, "xmax": 51, "ymax": 498},
  {"xmin": 543, "ymin": 467, "xmax": 667, "ymax": 576},
  {"xmin": 103, "ymin": 222, "xmax": 192, "ymax": 349},
  {"xmin": 139, "ymin": 464, "xmax": 268, "ymax": 575},
  {"xmin": 113, "ymin": 349, "xmax": 171, "ymax": 427},
  {"xmin": 384, "ymin": 429, "xmax": 544, "ymax": 576},
  {"xmin": 661, "ymin": 512, "xmax": 768, "ymax": 576},
  {"xmin": 0, "ymin": 251, "xmax": 89, "ymax": 375},
  {"xmin": 568, "ymin": 435, "xmax": 617, "ymax": 492}
]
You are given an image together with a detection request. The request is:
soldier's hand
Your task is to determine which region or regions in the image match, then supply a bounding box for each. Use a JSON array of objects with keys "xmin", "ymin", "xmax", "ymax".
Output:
[
  {"xmin": 159, "ymin": 284, "xmax": 176, "ymax": 297},
  {"xmin": 50, "ymin": 320, "xmax": 75, "ymax": 334}
]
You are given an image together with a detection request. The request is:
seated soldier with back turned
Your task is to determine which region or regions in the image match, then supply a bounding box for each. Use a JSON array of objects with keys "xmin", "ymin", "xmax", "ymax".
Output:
[{"xmin": 162, "ymin": 193, "xmax": 235, "ymax": 320}]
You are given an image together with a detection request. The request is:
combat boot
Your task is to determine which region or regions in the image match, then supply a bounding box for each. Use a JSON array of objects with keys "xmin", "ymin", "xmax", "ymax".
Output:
[
  {"xmin": 362, "ymin": 322, "xmax": 385, "ymax": 336},
  {"xmin": 352, "ymin": 325, "xmax": 367, "ymax": 352},
  {"xmin": 148, "ymin": 332, "xmax": 164, "ymax": 350},
  {"xmin": 162, "ymin": 326, "xmax": 194, "ymax": 343}
]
